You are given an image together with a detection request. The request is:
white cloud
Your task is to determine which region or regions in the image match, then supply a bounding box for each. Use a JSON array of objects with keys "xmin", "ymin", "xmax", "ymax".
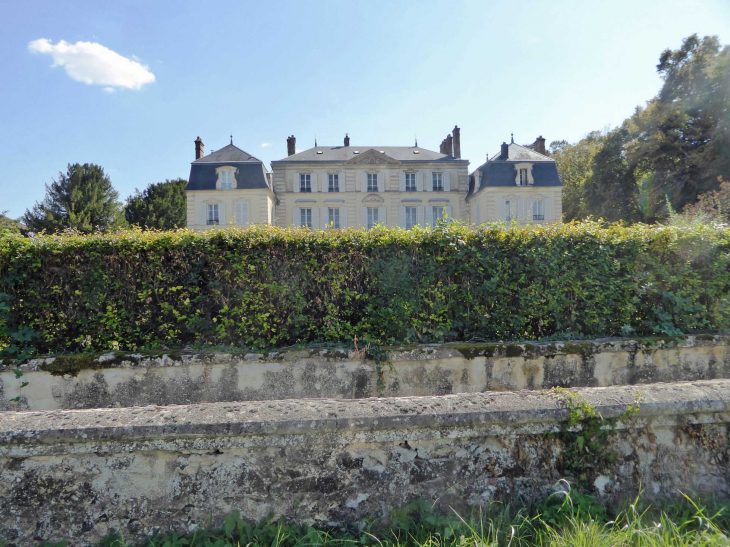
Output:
[
  {"xmin": 261, "ymin": 143, "xmax": 271, "ymax": 148},
  {"xmin": 28, "ymin": 38, "xmax": 155, "ymax": 91}
]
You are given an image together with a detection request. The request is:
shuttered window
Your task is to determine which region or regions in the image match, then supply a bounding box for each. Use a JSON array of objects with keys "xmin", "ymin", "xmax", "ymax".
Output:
[
  {"xmin": 432, "ymin": 173, "xmax": 443, "ymax": 191},
  {"xmin": 505, "ymin": 200, "xmax": 513, "ymax": 221},
  {"xmin": 300, "ymin": 208, "xmax": 312, "ymax": 228},
  {"xmin": 235, "ymin": 202, "xmax": 248, "ymax": 225},
  {"xmin": 405, "ymin": 207, "xmax": 417, "ymax": 229},
  {"xmin": 207, "ymin": 204, "xmax": 219, "ymax": 225},
  {"xmin": 367, "ymin": 174, "xmax": 378, "ymax": 192},
  {"xmin": 300, "ymin": 174, "xmax": 311, "ymax": 192},
  {"xmin": 405, "ymin": 173, "xmax": 416, "ymax": 192},
  {"xmin": 533, "ymin": 200, "xmax": 544, "ymax": 220},
  {"xmin": 327, "ymin": 208, "xmax": 340, "ymax": 229},
  {"xmin": 328, "ymin": 174, "xmax": 339, "ymax": 193},
  {"xmin": 432, "ymin": 206, "xmax": 444, "ymax": 227},
  {"xmin": 367, "ymin": 207, "xmax": 379, "ymax": 229}
]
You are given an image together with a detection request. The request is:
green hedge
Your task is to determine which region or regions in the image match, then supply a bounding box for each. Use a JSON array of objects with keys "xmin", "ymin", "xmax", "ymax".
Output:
[{"xmin": 1, "ymin": 222, "xmax": 729, "ymax": 358}]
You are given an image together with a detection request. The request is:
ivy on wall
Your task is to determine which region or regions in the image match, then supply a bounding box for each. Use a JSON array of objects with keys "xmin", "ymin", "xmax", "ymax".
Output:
[{"xmin": 1, "ymin": 222, "xmax": 729, "ymax": 357}]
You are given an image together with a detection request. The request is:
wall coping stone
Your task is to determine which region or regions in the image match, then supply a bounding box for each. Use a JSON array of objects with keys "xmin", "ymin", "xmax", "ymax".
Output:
[
  {"xmin": 1, "ymin": 380, "xmax": 728, "ymax": 453},
  {"xmin": 1, "ymin": 334, "xmax": 726, "ymax": 374}
]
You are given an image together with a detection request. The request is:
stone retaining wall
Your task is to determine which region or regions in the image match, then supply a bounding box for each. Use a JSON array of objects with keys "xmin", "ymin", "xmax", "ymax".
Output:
[
  {"xmin": 1, "ymin": 380, "xmax": 729, "ymax": 545},
  {"xmin": 1, "ymin": 336, "xmax": 729, "ymax": 410}
]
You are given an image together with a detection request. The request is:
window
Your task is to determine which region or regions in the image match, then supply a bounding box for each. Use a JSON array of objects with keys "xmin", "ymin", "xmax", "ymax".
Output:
[
  {"xmin": 235, "ymin": 202, "xmax": 248, "ymax": 225},
  {"xmin": 328, "ymin": 207, "xmax": 340, "ymax": 229},
  {"xmin": 432, "ymin": 173, "xmax": 443, "ymax": 192},
  {"xmin": 405, "ymin": 206, "xmax": 417, "ymax": 229},
  {"xmin": 505, "ymin": 200, "xmax": 513, "ymax": 221},
  {"xmin": 300, "ymin": 208, "xmax": 312, "ymax": 228},
  {"xmin": 300, "ymin": 174, "xmax": 311, "ymax": 192},
  {"xmin": 221, "ymin": 171, "xmax": 234, "ymax": 190},
  {"xmin": 367, "ymin": 207, "xmax": 379, "ymax": 229},
  {"xmin": 328, "ymin": 174, "xmax": 339, "ymax": 193},
  {"xmin": 533, "ymin": 200, "xmax": 544, "ymax": 220},
  {"xmin": 367, "ymin": 173, "xmax": 378, "ymax": 192},
  {"xmin": 207, "ymin": 204, "xmax": 219, "ymax": 225},
  {"xmin": 432, "ymin": 206, "xmax": 444, "ymax": 227},
  {"xmin": 405, "ymin": 173, "xmax": 416, "ymax": 192},
  {"xmin": 519, "ymin": 168, "xmax": 528, "ymax": 186}
]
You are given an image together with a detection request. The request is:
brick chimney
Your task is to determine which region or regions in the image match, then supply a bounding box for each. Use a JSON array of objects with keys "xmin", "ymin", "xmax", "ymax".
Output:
[
  {"xmin": 534, "ymin": 135, "xmax": 546, "ymax": 156},
  {"xmin": 452, "ymin": 125, "xmax": 461, "ymax": 159},
  {"xmin": 194, "ymin": 136, "xmax": 204, "ymax": 160},
  {"xmin": 286, "ymin": 135, "xmax": 296, "ymax": 156},
  {"xmin": 445, "ymin": 134, "xmax": 453, "ymax": 157},
  {"xmin": 500, "ymin": 142, "xmax": 509, "ymax": 160},
  {"xmin": 344, "ymin": 134, "xmax": 350, "ymax": 147}
]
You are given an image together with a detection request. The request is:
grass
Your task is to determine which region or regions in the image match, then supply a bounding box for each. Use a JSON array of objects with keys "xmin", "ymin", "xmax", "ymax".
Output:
[{"xmin": 9, "ymin": 488, "xmax": 730, "ymax": 547}]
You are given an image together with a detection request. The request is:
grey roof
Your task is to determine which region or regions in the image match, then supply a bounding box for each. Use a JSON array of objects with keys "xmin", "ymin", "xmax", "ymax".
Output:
[
  {"xmin": 192, "ymin": 144, "xmax": 262, "ymax": 164},
  {"xmin": 489, "ymin": 143, "xmax": 553, "ymax": 162},
  {"xmin": 187, "ymin": 162, "xmax": 271, "ymax": 191},
  {"xmin": 469, "ymin": 143, "xmax": 562, "ymax": 196},
  {"xmin": 273, "ymin": 146, "xmax": 464, "ymax": 163}
]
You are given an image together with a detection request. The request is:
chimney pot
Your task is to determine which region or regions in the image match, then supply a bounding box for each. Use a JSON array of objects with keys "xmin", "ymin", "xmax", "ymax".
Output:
[
  {"xmin": 452, "ymin": 125, "xmax": 461, "ymax": 159},
  {"xmin": 501, "ymin": 142, "xmax": 509, "ymax": 160},
  {"xmin": 286, "ymin": 135, "xmax": 297, "ymax": 156},
  {"xmin": 194, "ymin": 136, "xmax": 204, "ymax": 160},
  {"xmin": 445, "ymin": 134, "xmax": 453, "ymax": 157},
  {"xmin": 534, "ymin": 135, "xmax": 547, "ymax": 156},
  {"xmin": 344, "ymin": 134, "xmax": 350, "ymax": 147}
]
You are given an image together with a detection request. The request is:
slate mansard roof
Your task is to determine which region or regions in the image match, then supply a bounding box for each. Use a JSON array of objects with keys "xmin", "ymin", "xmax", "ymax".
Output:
[
  {"xmin": 186, "ymin": 144, "xmax": 272, "ymax": 191},
  {"xmin": 469, "ymin": 142, "xmax": 562, "ymax": 196},
  {"xmin": 273, "ymin": 146, "xmax": 467, "ymax": 163}
]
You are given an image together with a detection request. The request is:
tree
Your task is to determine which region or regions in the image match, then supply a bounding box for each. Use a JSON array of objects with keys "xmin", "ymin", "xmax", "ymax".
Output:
[
  {"xmin": 0, "ymin": 211, "xmax": 21, "ymax": 234},
  {"xmin": 583, "ymin": 127, "xmax": 642, "ymax": 223},
  {"xmin": 550, "ymin": 131, "xmax": 606, "ymax": 221},
  {"xmin": 624, "ymin": 34, "xmax": 730, "ymax": 218},
  {"xmin": 681, "ymin": 178, "xmax": 730, "ymax": 224},
  {"xmin": 23, "ymin": 163, "xmax": 126, "ymax": 233},
  {"xmin": 124, "ymin": 179, "xmax": 188, "ymax": 230}
]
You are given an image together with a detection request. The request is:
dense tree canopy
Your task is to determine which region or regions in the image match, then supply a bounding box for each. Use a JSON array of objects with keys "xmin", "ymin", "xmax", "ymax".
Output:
[
  {"xmin": 554, "ymin": 34, "xmax": 729, "ymax": 223},
  {"xmin": 23, "ymin": 163, "xmax": 126, "ymax": 233},
  {"xmin": 124, "ymin": 179, "xmax": 187, "ymax": 230}
]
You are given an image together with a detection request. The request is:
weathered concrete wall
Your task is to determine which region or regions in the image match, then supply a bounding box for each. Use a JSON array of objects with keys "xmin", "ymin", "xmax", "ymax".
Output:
[
  {"xmin": 1, "ymin": 336, "xmax": 728, "ymax": 411},
  {"xmin": 0, "ymin": 380, "xmax": 728, "ymax": 545}
]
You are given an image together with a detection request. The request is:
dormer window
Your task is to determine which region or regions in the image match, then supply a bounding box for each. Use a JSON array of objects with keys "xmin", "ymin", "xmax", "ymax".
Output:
[
  {"xmin": 519, "ymin": 169, "xmax": 528, "ymax": 186},
  {"xmin": 216, "ymin": 166, "xmax": 236, "ymax": 190}
]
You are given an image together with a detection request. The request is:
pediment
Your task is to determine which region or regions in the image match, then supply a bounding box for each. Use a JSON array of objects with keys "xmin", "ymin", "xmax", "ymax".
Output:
[
  {"xmin": 346, "ymin": 149, "xmax": 400, "ymax": 165},
  {"xmin": 362, "ymin": 194, "xmax": 385, "ymax": 204}
]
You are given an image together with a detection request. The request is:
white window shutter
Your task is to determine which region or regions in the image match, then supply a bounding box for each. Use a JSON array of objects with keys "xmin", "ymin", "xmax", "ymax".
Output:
[
  {"xmin": 199, "ymin": 203, "xmax": 206, "ymax": 226},
  {"xmin": 293, "ymin": 172, "xmax": 300, "ymax": 193},
  {"xmin": 416, "ymin": 171, "xmax": 424, "ymax": 192},
  {"xmin": 235, "ymin": 202, "xmax": 242, "ymax": 224},
  {"xmin": 321, "ymin": 207, "xmax": 328, "ymax": 228},
  {"xmin": 399, "ymin": 172, "xmax": 406, "ymax": 192},
  {"xmin": 399, "ymin": 205, "xmax": 406, "ymax": 228},
  {"xmin": 311, "ymin": 172, "xmax": 318, "ymax": 193},
  {"xmin": 528, "ymin": 199, "xmax": 534, "ymax": 221},
  {"xmin": 417, "ymin": 206, "xmax": 425, "ymax": 226},
  {"xmin": 219, "ymin": 203, "xmax": 226, "ymax": 225},
  {"xmin": 293, "ymin": 207, "xmax": 301, "ymax": 226},
  {"xmin": 426, "ymin": 206, "xmax": 433, "ymax": 226},
  {"xmin": 378, "ymin": 206, "xmax": 386, "ymax": 226},
  {"xmin": 322, "ymin": 174, "xmax": 329, "ymax": 193},
  {"xmin": 499, "ymin": 199, "xmax": 506, "ymax": 221},
  {"xmin": 378, "ymin": 170, "xmax": 387, "ymax": 192},
  {"xmin": 339, "ymin": 171, "xmax": 346, "ymax": 192},
  {"xmin": 518, "ymin": 199, "xmax": 525, "ymax": 221},
  {"xmin": 443, "ymin": 171, "xmax": 451, "ymax": 191},
  {"xmin": 312, "ymin": 207, "xmax": 320, "ymax": 229},
  {"xmin": 545, "ymin": 197, "xmax": 552, "ymax": 221},
  {"xmin": 445, "ymin": 205, "xmax": 453, "ymax": 221},
  {"xmin": 360, "ymin": 207, "xmax": 367, "ymax": 227},
  {"xmin": 340, "ymin": 206, "xmax": 348, "ymax": 228},
  {"xmin": 360, "ymin": 172, "xmax": 367, "ymax": 193},
  {"xmin": 429, "ymin": 173, "xmax": 435, "ymax": 192}
]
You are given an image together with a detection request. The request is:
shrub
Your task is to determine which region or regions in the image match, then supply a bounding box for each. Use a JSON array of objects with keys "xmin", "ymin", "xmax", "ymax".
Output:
[{"xmin": 1, "ymin": 221, "xmax": 729, "ymax": 357}]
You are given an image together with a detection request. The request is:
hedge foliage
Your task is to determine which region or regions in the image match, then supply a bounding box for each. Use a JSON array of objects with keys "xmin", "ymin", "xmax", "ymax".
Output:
[{"xmin": 1, "ymin": 222, "xmax": 729, "ymax": 358}]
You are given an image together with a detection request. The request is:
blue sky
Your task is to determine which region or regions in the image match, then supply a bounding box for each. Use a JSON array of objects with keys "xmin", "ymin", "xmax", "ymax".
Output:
[{"xmin": 1, "ymin": 0, "xmax": 729, "ymax": 218}]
